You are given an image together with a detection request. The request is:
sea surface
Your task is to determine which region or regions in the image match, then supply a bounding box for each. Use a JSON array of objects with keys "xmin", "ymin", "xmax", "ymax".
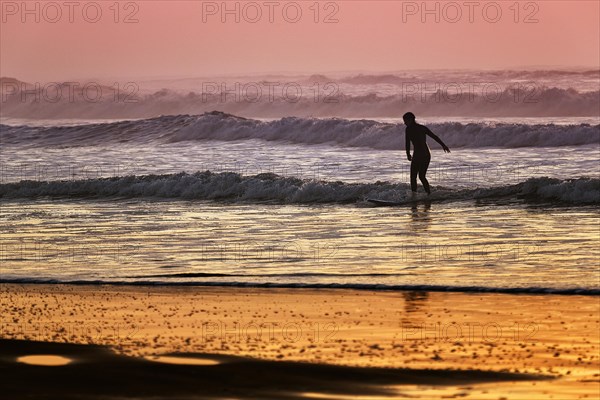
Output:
[{"xmin": 1, "ymin": 70, "xmax": 599, "ymax": 294}]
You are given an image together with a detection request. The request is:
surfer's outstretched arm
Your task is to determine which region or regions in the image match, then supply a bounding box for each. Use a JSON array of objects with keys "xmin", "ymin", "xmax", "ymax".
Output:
[
  {"xmin": 405, "ymin": 132, "xmax": 412, "ymax": 161},
  {"xmin": 425, "ymin": 127, "xmax": 451, "ymax": 153}
]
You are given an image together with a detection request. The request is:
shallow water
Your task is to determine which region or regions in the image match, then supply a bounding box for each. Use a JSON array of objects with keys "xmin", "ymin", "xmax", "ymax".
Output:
[
  {"xmin": 2, "ymin": 141, "xmax": 599, "ymax": 187},
  {"xmin": 1, "ymin": 198, "xmax": 598, "ymax": 292}
]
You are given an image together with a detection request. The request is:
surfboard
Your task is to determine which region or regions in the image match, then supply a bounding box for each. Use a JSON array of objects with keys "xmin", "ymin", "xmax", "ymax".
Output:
[
  {"xmin": 367, "ymin": 196, "xmax": 430, "ymax": 206},
  {"xmin": 367, "ymin": 199, "xmax": 404, "ymax": 206}
]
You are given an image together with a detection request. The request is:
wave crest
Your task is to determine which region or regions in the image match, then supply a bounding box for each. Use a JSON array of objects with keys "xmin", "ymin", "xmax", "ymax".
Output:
[
  {"xmin": 1, "ymin": 172, "xmax": 598, "ymax": 205},
  {"xmin": 2, "ymin": 111, "xmax": 599, "ymax": 149}
]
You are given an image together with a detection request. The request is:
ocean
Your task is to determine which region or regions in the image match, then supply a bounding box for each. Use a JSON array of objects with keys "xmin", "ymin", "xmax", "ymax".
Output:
[{"xmin": 1, "ymin": 70, "xmax": 599, "ymax": 294}]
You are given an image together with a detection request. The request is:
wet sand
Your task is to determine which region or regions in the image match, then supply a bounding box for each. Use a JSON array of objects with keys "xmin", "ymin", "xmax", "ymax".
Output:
[{"xmin": 1, "ymin": 284, "xmax": 598, "ymax": 399}]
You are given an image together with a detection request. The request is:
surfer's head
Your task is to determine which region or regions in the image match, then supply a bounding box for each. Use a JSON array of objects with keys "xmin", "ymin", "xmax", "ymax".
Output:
[{"xmin": 402, "ymin": 112, "xmax": 416, "ymax": 125}]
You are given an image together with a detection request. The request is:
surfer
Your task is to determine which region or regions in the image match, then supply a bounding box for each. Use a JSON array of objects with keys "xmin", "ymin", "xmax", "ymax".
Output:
[{"xmin": 403, "ymin": 112, "xmax": 450, "ymax": 195}]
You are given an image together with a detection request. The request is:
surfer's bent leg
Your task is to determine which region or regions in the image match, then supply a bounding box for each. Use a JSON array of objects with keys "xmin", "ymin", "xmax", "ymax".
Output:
[{"xmin": 418, "ymin": 157, "xmax": 431, "ymax": 194}]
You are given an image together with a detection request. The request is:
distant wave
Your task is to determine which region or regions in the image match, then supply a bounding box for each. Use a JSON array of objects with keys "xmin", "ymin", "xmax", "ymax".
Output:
[
  {"xmin": 338, "ymin": 69, "xmax": 600, "ymax": 84},
  {"xmin": 2, "ymin": 111, "xmax": 599, "ymax": 149},
  {"xmin": 1, "ymin": 172, "xmax": 598, "ymax": 205},
  {"xmin": 1, "ymin": 85, "xmax": 598, "ymax": 119},
  {"xmin": 0, "ymin": 278, "xmax": 597, "ymax": 295}
]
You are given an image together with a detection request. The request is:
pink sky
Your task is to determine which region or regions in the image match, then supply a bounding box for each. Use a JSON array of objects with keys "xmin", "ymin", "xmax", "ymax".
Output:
[{"xmin": 1, "ymin": 1, "xmax": 599, "ymax": 81}]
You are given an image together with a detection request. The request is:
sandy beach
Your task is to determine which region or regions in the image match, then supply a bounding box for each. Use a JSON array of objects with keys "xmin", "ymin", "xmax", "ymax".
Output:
[{"xmin": 1, "ymin": 284, "xmax": 598, "ymax": 399}]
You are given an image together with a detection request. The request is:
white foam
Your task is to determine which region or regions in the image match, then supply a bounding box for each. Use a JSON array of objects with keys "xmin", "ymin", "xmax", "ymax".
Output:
[{"xmin": 2, "ymin": 172, "xmax": 598, "ymax": 205}]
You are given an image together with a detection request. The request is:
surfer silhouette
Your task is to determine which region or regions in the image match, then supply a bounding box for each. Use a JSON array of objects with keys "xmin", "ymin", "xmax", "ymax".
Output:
[{"xmin": 403, "ymin": 112, "xmax": 450, "ymax": 195}]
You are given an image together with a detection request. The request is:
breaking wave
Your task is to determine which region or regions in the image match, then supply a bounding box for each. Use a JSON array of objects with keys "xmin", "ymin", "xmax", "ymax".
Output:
[
  {"xmin": 1, "ymin": 172, "xmax": 598, "ymax": 205},
  {"xmin": 2, "ymin": 111, "xmax": 599, "ymax": 149}
]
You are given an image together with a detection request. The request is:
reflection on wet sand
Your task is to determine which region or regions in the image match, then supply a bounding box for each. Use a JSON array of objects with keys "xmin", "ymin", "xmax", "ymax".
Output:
[
  {"xmin": 410, "ymin": 201, "xmax": 432, "ymax": 229},
  {"xmin": 400, "ymin": 291, "xmax": 430, "ymax": 329}
]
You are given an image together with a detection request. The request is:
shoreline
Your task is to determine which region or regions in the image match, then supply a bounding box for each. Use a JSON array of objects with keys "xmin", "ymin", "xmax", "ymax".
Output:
[
  {"xmin": 1, "ymin": 283, "xmax": 599, "ymax": 399},
  {"xmin": 1, "ymin": 280, "xmax": 598, "ymax": 296}
]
